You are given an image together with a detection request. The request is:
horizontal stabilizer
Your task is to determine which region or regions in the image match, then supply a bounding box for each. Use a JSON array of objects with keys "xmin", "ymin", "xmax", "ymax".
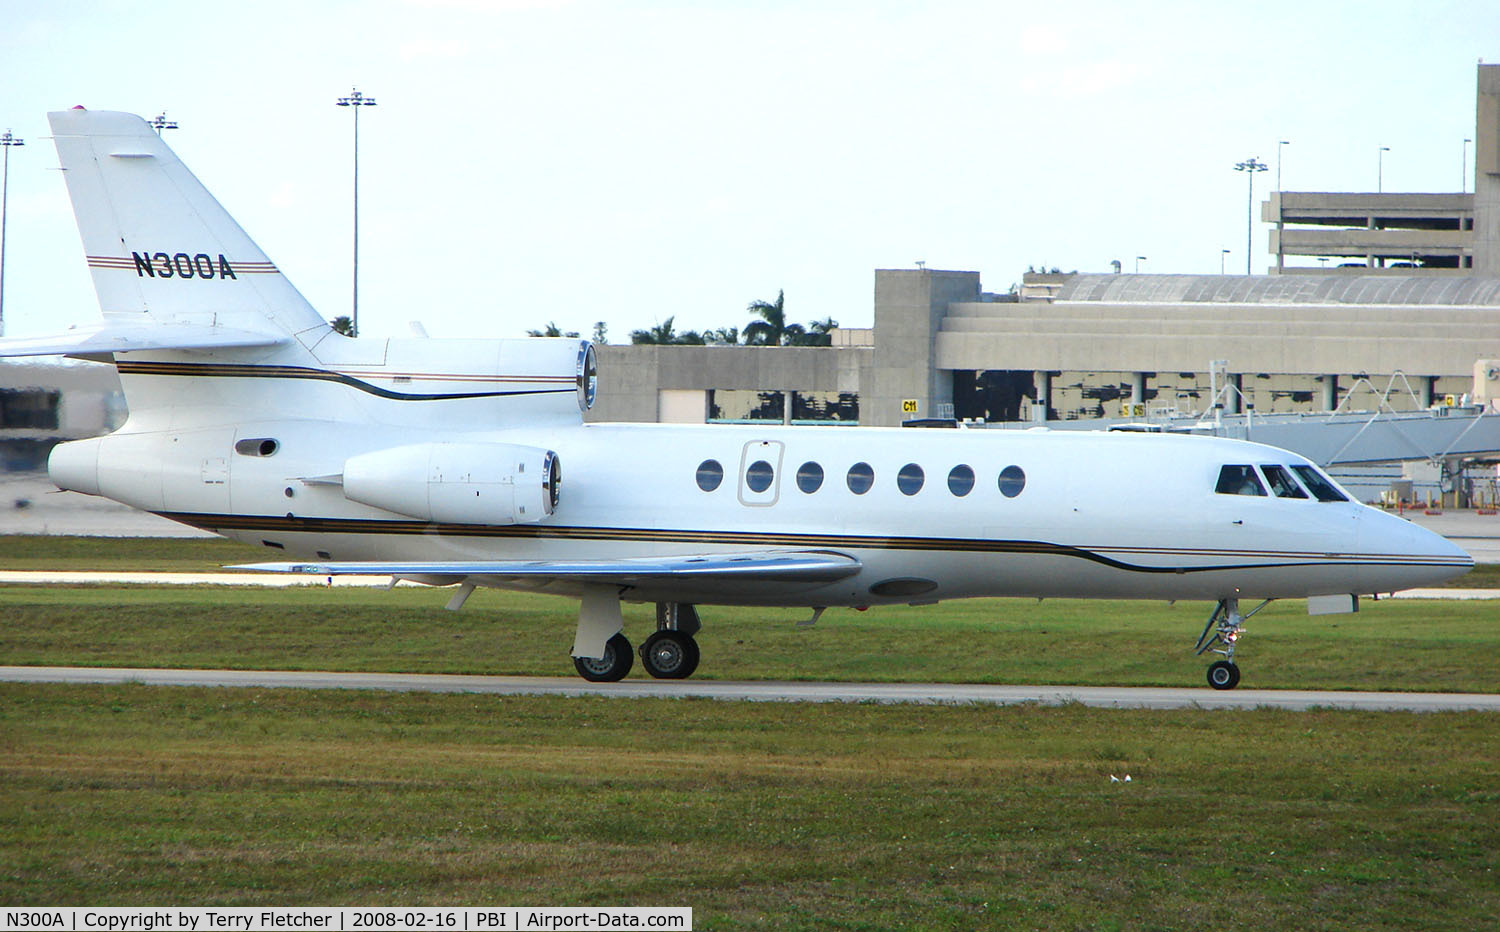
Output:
[
  {"xmin": 0, "ymin": 321, "xmax": 287, "ymax": 358},
  {"xmin": 233, "ymin": 550, "xmax": 862, "ymax": 589}
]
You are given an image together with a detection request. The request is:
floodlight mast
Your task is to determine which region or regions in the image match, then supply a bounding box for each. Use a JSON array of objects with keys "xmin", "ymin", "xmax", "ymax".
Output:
[
  {"xmin": 1233, "ymin": 157, "xmax": 1268, "ymax": 275},
  {"xmin": 336, "ymin": 87, "xmax": 377, "ymax": 337},
  {"xmin": 0, "ymin": 129, "xmax": 24, "ymax": 338}
]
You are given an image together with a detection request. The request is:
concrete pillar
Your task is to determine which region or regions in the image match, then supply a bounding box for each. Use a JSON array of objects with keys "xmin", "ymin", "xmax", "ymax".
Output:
[
  {"xmin": 1223, "ymin": 374, "xmax": 1241, "ymax": 415},
  {"xmin": 1473, "ymin": 64, "xmax": 1500, "ymax": 275},
  {"xmin": 870, "ymin": 269, "xmax": 980, "ymax": 427},
  {"xmin": 1129, "ymin": 372, "xmax": 1146, "ymax": 404},
  {"xmin": 782, "ymin": 390, "xmax": 793, "ymax": 425},
  {"xmin": 1419, "ymin": 377, "xmax": 1435, "ymax": 409},
  {"xmin": 1320, "ymin": 375, "xmax": 1339, "ymax": 412},
  {"xmin": 1032, "ymin": 370, "xmax": 1051, "ymax": 423}
]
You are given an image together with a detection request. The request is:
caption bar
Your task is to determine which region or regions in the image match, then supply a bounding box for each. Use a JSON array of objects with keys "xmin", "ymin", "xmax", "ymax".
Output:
[{"xmin": 4, "ymin": 908, "xmax": 692, "ymax": 931}]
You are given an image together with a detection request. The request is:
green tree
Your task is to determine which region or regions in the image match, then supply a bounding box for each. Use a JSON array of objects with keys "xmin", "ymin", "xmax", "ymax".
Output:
[
  {"xmin": 630, "ymin": 317, "xmax": 705, "ymax": 345},
  {"xmin": 798, "ymin": 316, "xmax": 838, "ymax": 346},
  {"xmin": 527, "ymin": 321, "xmax": 580, "ymax": 338},
  {"xmin": 745, "ymin": 291, "xmax": 836, "ymax": 346},
  {"xmin": 744, "ymin": 290, "xmax": 796, "ymax": 346}
]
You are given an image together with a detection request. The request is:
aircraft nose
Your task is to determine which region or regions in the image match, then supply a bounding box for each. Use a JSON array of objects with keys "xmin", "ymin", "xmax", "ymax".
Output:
[{"xmin": 1364, "ymin": 509, "xmax": 1473, "ymax": 586}]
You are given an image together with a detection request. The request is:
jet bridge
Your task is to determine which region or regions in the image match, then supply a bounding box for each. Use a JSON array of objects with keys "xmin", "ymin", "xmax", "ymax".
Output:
[
  {"xmin": 1210, "ymin": 407, "xmax": 1500, "ymax": 467},
  {"xmin": 990, "ymin": 406, "xmax": 1500, "ymax": 505}
]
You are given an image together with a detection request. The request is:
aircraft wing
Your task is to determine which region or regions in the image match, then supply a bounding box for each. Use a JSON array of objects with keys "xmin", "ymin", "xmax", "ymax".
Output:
[
  {"xmin": 233, "ymin": 549, "xmax": 862, "ymax": 593},
  {"xmin": 0, "ymin": 321, "xmax": 288, "ymax": 358}
]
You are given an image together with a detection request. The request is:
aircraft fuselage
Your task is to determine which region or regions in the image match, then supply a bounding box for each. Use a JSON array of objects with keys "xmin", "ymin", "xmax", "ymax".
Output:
[{"xmin": 50, "ymin": 416, "xmax": 1472, "ymax": 607}]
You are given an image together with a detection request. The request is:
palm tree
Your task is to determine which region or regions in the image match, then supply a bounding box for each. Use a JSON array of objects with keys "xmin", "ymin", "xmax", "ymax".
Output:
[
  {"xmin": 801, "ymin": 316, "xmax": 839, "ymax": 347},
  {"xmin": 527, "ymin": 321, "xmax": 579, "ymax": 338},
  {"xmin": 743, "ymin": 290, "xmax": 789, "ymax": 345},
  {"xmin": 630, "ymin": 317, "xmax": 705, "ymax": 345},
  {"xmin": 330, "ymin": 316, "xmax": 354, "ymax": 336},
  {"xmin": 745, "ymin": 292, "xmax": 836, "ymax": 346}
]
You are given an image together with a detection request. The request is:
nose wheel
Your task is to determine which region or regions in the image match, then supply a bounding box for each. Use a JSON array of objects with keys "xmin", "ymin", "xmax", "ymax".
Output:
[
  {"xmin": 1206, "ymin": 660, "xmax": 1240, "ymax": 690},
  {"xmin": 1194, "ymin": 598, "xmax": 1270, "ymax": 690}
]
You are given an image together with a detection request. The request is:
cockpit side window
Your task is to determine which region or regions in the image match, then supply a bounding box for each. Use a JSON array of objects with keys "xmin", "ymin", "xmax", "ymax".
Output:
[
  {"xmin": 1215, "ymin": 464, "xmax": 1266, "ymax": 496},
  {"xmin": 1292, "ymin": 465, "xmax": 1349, "ymax": 502},
  {"xmin": 1260, "ymin": 464, "xmax": 1309, "ymax": 499}
]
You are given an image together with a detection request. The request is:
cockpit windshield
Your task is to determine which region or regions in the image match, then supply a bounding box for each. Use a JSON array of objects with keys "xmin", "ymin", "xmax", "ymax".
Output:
[
  {"xmin": 1215, "ymin": 465, "xmax": 1266, "ymax": 496},
  {"xmin": 1260, "ymin": 464, "xmax": 1309, "ymax": 499},
  {"xmin": 1215, "ymin": 462, "xmax": 1349, "ymax": 502},
  {"xmin": 1291, "ymin": 465, "xmax": 1349, "ymax": 502}
]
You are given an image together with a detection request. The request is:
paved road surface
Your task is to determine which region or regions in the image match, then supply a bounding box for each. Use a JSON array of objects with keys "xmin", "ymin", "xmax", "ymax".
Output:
[{"xmin": 4, "ymin": 665, "xmax": 1497, "ymax": 712}]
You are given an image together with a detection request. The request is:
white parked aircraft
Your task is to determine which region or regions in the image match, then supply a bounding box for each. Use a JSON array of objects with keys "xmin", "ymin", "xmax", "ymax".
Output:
[{"xmin": 1, "ymin": 109, "xmax": 1473, "ymax": 689}]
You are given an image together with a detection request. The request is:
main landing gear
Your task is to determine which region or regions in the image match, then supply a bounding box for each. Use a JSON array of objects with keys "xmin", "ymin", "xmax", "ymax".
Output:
[
  {"xmin": 574, "ymin": 632, "xmax": 634, "ymax": 682},
  {"xmin": 640, "ymin": 602, "xmax": 701, "ymax": 679},
  {"xmin": 1194, "ymin": 597, "xmax": 1271, "ymax": 690},
  {"xmin": 571, "ymin": 601, "xmax": 702, "ymax": 682}
]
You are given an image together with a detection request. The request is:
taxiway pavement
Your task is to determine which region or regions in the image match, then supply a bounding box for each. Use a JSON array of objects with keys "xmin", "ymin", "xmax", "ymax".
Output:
[{"xmin": 3, "ymin": 665, "xmax": 1497, "ymax": 712}]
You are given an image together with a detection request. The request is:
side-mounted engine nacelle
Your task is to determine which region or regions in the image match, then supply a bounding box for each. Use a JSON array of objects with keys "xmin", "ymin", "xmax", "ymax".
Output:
[{"xmin": 342, "ymin": 442, "xmax": 560, "ymax": 526}]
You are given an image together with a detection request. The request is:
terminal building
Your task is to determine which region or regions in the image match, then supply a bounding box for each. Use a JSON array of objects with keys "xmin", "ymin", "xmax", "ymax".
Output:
[
  {"xmin": 590, "ymin": 64, "xmax": 1500, "ymax": 432},
  {"xmin": 591, "ymin": 268, "xmax": 1500, "ymax": 429},
  {"xmin": 1267, "ymin": 64, "xmax": 1500, "ymax": 275}
]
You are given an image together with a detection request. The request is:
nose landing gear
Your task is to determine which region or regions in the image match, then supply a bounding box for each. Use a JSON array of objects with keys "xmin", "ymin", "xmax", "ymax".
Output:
[{"xmin": 1194, "ymin": 598, "xmax": 1271, "ymax": 690}]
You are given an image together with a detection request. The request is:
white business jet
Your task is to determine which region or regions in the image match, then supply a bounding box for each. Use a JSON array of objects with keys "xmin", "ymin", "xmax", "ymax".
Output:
[{"xmin": 0, "ymin": 109, "xmax": 1473, "ymax": 689}]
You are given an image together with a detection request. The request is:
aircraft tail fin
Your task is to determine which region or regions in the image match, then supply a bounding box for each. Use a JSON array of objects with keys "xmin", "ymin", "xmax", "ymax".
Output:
[{"xmin": 42, "ymin": 108, "xmax": 330, "ymax": 344}]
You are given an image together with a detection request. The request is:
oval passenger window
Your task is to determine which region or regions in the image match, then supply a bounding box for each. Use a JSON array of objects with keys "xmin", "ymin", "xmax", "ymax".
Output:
[
  {"xmin": 998, "ymin": 465, "xmax": 1026, "ymax": 498},
  {"xmin": 746, "ymin": 460, "xmax": 775, "ymax": 493},
  {"xmin": 948, "ymin": 464, "xmax": 975, "ymax": 497},
  {"xmin": 796, "ymin": 461, "xmax": 824, "ymax": 493},
  {"xmin": 847, "ymin": 462, "xmax": 875, "ymax": 495},
  {"xmin": 696, "ymin": 459, "xmax": 724, "ymax": 492},
  {"xmin": 897, "ymin": 463, "xmax": 925, "ymax": 496}
]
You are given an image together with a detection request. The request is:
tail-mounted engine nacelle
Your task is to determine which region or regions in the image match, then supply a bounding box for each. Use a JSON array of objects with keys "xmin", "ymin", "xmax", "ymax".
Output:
[{"xmin": 342, "ymin": 442, "xmax": 560, "ymax": 526}]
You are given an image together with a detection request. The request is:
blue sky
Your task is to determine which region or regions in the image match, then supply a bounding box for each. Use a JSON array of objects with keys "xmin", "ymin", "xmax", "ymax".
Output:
[{"xmin": 1, "ymin": 0, "xmax": 1496, "ymax": 342}]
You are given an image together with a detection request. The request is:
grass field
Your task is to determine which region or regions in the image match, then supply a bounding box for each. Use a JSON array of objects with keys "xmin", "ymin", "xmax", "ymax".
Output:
[
  {"xmin": 0, "ymin": 537, "xmax": 1498, "ymax": 691},
  {"xmin": 3, "ymin": 684, "xmax": 1498, "ymax": 929},
  {"xmin": 1, "ymin": 580, "xmax": 1497, "ymax": 691},
  {"xmin": 2, "ymin": 536, "xmax": 1498, "ymax": 926}
]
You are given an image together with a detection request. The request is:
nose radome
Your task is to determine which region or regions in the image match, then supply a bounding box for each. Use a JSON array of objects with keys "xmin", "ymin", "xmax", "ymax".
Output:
[{"xmin": 1366, "ymin": 508, "xmax": 1474, "ymax": 583}]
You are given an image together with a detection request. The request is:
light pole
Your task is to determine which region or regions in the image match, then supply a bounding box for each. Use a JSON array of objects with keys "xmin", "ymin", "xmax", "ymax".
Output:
[
  {"xmin": 336, "ymin": 87, "xmax": 376, "ymax": 337},
  {"xmin": 149, "ymin": 112, "xmax": 178, "ymax": 135},
  {"xmin": 0, "ymin": 129, "xmax": 24, "ymax": 338},
  {"xmin": 1234, "ymin": 157, "xmax": 1268, "ymax": 275},
  {"xmin": 1463, "ymin": 138, "xmax": 1472, "ymax": 193},
  {"xmin": 1134, "ymin": 256, "xmax": 1146, "ymax": 273},
  {"xmin": 1221, "ymin": 249, "xmax": 1230, "ymax": 274},
  {"xmin": 1377, "ymin": 146, "xmax": 1390, "ymax": 193}
]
